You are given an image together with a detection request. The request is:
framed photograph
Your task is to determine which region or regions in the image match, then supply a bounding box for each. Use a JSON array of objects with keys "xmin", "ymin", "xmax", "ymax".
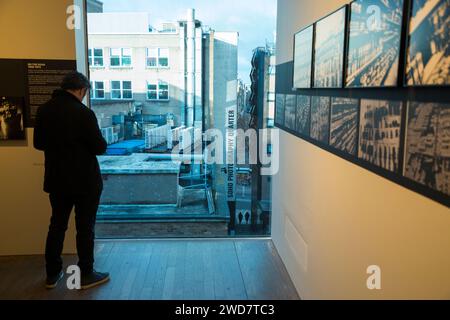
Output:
[
  {"xmin": 310, "ymin": 96, "xmax": 331, "ymax": 143},
  {"xmin": 296, "ymin": 95, "xmax": 311, "ymax": 136},
  {"xmin": 313, "ymin": 6, "xmax": 347, "ymax": 88},
  {"xmin": 405, "ymin": 0, "xmax": 450, "ymax": 86},
  {"xmin": 285, "ymin": 95, "xmax": 297, "ymax": 130},
  {"xmin": 330, "ymin": 97, "xmax": 360, "ymax": 155},
  {"xmin": 275, "ymin": 94, "xmax": 286, "ymax": 126},
  {"xmin": 404, "ymin": 101, "xmax": 450, "ymax": 196},
  {"xmin": 0, "ymin": 96, "xmax": 26, "ymax": 140},
  {"xmin": 346, "ymin": 0, "xmax": 405, "ymax": 87},
  {"xmin": 293, "ymin": 25, "xmax": 314, "ymax": 88},
  {"xmin": 358, "ymin": 99, "xmax": 403, "ymax": 172}
]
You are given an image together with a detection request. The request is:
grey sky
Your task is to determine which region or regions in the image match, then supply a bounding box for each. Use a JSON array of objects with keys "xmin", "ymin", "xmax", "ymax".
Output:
[{"xmin": 100, "ymin": 0, "xmax": 277, "ymax": 84}]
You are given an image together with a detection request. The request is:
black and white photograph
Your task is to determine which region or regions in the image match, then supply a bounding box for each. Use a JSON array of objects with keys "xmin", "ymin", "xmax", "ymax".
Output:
[
  {"xmin": 310, "ymin": 96, "xmax": 331, "ymax": 143},
  {"xmin": 313, "ymin": 7, "xmax": 347, "ymax": 88},
  {"xmin": 406, "ymin": 0, "xmax": 449, "ymax": 86},
  {"xmin": 330, "ymin": 97, "xmax": 360, "ymax": 155},
  {"xmin": 358, "ymin": 99, "xmax": 403, "ymax": 172},
  {"xmin": 346, "ymin": 0, "xmax": 404, "ymax": 87},
  {"xmin": 0, "ymin": 96, "xmax": 25, "ymax": 140},
  {"xmin": 293, "ymin": 25, "xmax": 314, "ymax": 88},
  {"xmin": 285, "ymin": 95, "xmax": 297, "ymax": 130},
  {"xmin": 404, "ymin": 101, "xmax": 450, "ymax": 195},
  {"xmin": 275, "ymin": 94, "xmax": 286, "ymax": 126},
  {"xmin": 296, "ymin": 95, "xmax": 311, "ymax": 136}
]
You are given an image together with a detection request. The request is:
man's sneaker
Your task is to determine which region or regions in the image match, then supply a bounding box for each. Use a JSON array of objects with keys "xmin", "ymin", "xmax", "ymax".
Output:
[
  {"xmin": 45, "ymin": 271, "xmax": 64, "ymax": 289},
  {"xmin": 80, "ymin": 270, "xmax": 110, "ymax": 290}
]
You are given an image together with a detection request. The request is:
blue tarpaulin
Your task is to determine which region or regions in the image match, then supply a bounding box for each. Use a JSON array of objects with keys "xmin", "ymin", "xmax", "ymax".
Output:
[{"xmin": 105, "ymin": 139, "xmax": 145, "ymax": 155}]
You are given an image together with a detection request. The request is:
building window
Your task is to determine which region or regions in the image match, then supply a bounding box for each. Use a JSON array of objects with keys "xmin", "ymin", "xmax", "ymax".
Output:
[
  {"xmin": 267, "ymin": 92, "xmax": 275, "ymax": 102},
  {"xmin": 88, "ymin": 48, "xmax": 104, "ymax": 67},
  {"xmin": 147, "ymin": 83, "xmax": 158, "ymax": 100},
  {"xmin": 146, "ymin": 48, "xmax": 158, "ymax": 67},
  {"xmin": 110, "ymin": 48, "xmax": 132, "ymax": 67},
  {"xmin": 147, "ymin": 81, "xmax": 170, "ymax": 101},
  {"xmin": 90, "ymin": 81, "xmax": 105, "ymax": 99},
  {"xmin": 146, "ymin": 48, "xmax": 170, "ymax": 68},
  {"xmin": 122, "ymin": 81, "xmax": 132, "ymax": 99},
  {"xmin": 159, "ymin": 49, "xmax": 169, "ymax": 67},
  {"xmin": 159, "ymin": 81, "xmax": 169, "ymax": 100},
  {"xmin": 111, "ymin": 81, "xmax": 133, "ymax": 99}
]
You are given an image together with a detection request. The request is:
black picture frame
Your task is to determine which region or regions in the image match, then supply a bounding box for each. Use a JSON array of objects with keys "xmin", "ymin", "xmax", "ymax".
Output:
[
  {"xmin": 310, "ymin": 95, "xmax": 331, "ymax": 144},
  {"xmin": 312, "ymin": 5, "xmax": 348, "ymax": 89},
  {"xmin": 403, "ymin": 101, "xmax": 450, "ymax": 196},
  {"xmin": 292, "ymin": 24, "xmax": 314, "ymax": 89},
  {"xmin": 345, "ymin": 0, "xmax": 406, "ymax": 88},
  {"xmin": 0, "ymin": 96, "xmax": 26, "ymax": 141},
  {"xmin": 274, "ymin": 94, "xmax": 286, "ymax": 127},
  {"xmin": 284, "ymin": 94, "xmax": 297, "ymax": 130},
  {"xmin": 358, "ymin": 98, "xmax": 403, "ymax": 173},
  {"xmin": 329, "ymin": 97, "xmax": 360, "ymax": 156},
  {"xmin": 404, "ymin": 0, "xmax": 450, "ymax": 87},
  {"xmin": 295, "ymin": 95, "xmax": 311, "ymax": 137}
]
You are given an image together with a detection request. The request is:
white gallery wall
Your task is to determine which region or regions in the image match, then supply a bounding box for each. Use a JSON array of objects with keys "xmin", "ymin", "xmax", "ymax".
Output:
[
  {"xmin": 0, "ymin": 0, "xmax": 77, "ymax": 255},
  {"xmin": 272, "ymin": 0, "xmax": 450, "ymax": 299}
]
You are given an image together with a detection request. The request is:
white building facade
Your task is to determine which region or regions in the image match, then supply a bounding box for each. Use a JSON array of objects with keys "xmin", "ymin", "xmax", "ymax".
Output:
[{"xmin": 87, "ymin": 10, "xmax": 210, "ymax": 129}]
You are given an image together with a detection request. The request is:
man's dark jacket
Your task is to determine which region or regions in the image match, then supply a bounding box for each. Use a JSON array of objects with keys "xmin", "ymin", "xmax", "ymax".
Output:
[{"xmin": 33, "ymin": 89, "xmax": 107, "ymax": 195}]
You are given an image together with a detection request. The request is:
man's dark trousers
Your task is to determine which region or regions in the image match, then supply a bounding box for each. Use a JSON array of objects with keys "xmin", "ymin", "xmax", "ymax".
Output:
[{"xmin": 45, "ymin": 191, "xmax": 101, "ymax": 277}]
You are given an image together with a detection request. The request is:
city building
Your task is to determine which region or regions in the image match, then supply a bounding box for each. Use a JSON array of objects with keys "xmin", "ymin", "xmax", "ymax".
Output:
[
  {"xmin": 87, "ymin": 11, "xmax": 203, "ymax": 130},
  {"xmin": 87, "ymin": 10, "xmax": 238, "ymax": 139},
  {"xmin": 86, "ymin": 9, "xmax": 240, "ymax": 230},
  {"xmin": 232, "ymin": 43, "xmax": 276, "ymax": 235}
]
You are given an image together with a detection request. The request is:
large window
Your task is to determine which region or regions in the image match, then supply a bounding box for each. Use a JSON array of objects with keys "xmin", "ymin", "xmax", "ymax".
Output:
[
  {"xmin": 146, "ymin": 48, "xmax": 169, "ymax": 68},
  {"xmin": 90, "ymin": 81, "xmax": 105, "ymax": 99},
  {"xmin": 110, "ymin": 48, "xmax": 132, "ymax": 67},
  {"xmin": 147, "ymin": 81, "xmax": 169, "ymax": 101},
  {"xmin": 111, "ymin": 81, "xmax": 133, "ymax": 99},
  {"xmin": 84, "ymin": 0, "xmax": 277, "ymax": 239},
  {"xmin": 88, "ymin": 48, "xmax": 104, "ymax": 67}
]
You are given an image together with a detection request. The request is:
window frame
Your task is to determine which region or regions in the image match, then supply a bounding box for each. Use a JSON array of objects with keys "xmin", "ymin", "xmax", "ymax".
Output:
[
  {"xmin": 158, "ymin": 80, "xmax": 169, "ymax": 100},
  {"xmin": 111, "ymin": 80, "xmax": 133, "ymax": 100},
  {"xmin": 147, "ymin": 82, "xmax": 158, "ymax": 100},
  {"xmin": 122, "ymin": 80, "xmax": 133, "ymax": 99},
  {"xmin": 90, "ymin": 81, "xmax": 105, "ymax": 100},
  {"xmin": 158, "ymin": 48, "xmax": 169, "ymax": 68},
  {"xmin": 146, "ymin": 48, "xmax": 170, "ymax": 69},
  {"xmin": 110, "ymin": 48, "xmax": 133, "ymax": 68},
  {"xmin": 146, "ymin": 80, "xmax": 170, "ymax": 101},
  {"xmin": 88, "ymin": 48, "xmax": 104, "ymax": 67},
  {"xmin": 146, "ymin": 48, "xmax": 158, "ymax": 68}
]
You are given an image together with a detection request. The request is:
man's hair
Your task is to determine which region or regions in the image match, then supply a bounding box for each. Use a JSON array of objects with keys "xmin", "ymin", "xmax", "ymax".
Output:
[{"xmin": 61, "ymin": 71, "xmax": 91, "ymax": 90}]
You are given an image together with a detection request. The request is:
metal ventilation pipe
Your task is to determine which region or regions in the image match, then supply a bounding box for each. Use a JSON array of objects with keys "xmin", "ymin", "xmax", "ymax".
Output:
[
  {"xmin": 179, "ymin": 22, "xmax": 186, "ymax": 126},
  {"xmin": 186, "ymin": 8, "xmax": 196, "ymax": 128}
]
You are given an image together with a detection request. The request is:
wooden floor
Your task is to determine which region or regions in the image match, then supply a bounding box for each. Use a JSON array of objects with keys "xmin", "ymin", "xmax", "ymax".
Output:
[{"xmin": 0, "ymin": 239, "xmax": 300, "ymax": 300}]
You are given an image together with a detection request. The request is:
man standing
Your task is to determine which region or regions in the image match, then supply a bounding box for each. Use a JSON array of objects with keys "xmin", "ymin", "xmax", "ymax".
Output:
[{"xmin": 34, "ymin": 71, "xmax": 110, "ymax": 290}]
